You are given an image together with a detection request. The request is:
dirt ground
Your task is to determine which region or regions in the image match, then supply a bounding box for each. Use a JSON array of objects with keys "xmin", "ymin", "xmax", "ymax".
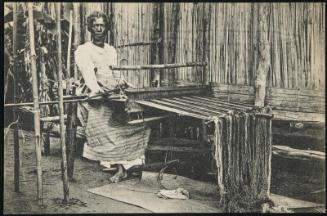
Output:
[
  {"xmin": 3, "ymin": 129, "xmax": 149, "ymax": 214},
  {"xmin": 3, "ymin": 129, "xmax": 326, "ymax": 214}
]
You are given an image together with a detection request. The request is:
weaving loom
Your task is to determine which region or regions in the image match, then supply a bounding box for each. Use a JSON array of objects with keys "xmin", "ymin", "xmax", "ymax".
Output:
[{"xmin": 110, "ymin": 83, "xmax": 274, "ymax": 211}]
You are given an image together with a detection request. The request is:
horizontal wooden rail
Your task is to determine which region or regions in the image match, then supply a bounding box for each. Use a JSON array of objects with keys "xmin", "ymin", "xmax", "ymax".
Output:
[
  {"xmin": 110, "ymin": 62, "xmax": 207, "ymax": 71},
  {"xmin": 4, "ymin": 96, "xmax": 109, "ymax": 108},
  {"xmin": 40, "ymin": 115, "xmax": 67, "ymax": 122},
  {"xmin": 128, "ymin": 115, "xmax": 171, "ymax": 125},
  {"xmin": 115, "ymin": 38, "xmax": 162, "ymax": 48},
  {"xmin": 146, "ymin": 145, "xmax": 210, "ymax": 153},
  {"xmin": 4, "ymin": 90, "xmax": 117, "ymax": 108}
]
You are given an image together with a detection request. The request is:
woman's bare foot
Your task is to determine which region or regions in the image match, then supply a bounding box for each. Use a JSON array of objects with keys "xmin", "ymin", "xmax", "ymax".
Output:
[{"xmin": 109, "ymin": 164, "xmax": 128, "ymax": 183}]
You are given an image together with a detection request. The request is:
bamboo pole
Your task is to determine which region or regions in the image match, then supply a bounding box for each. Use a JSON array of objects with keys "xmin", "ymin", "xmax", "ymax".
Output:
[
  {"xmin": 4, "ymin": 98, "xmax": 92, "ymax": 107},
  {"xmin": 4, "ymin": 91, "xmax": 116, "ymax": 108},
  {"xmin": 66, "ymin": 10, "xmax": 73, "ymax": 95},
  {"xmin": 65, "ymin": 9, "xmax": 75, "ymax": 180},
  {"xmin": 56, "ymin": 3, "xmax": 69, "ymax": 203},
  {"xmin": 109, "ymin": 3, "xmax": 115, "ymax": 46},
  {"xmin": 169, "ymin": 3, "xmax": 180, "ymax": 86},
  {"xmin": 116, "ymin": 39, "xmax": 161, "ymax": 49},
  {"xmin": 267, "ymin": 116, "xmax": 273, "ymax": 194},
  {"xmin": 150, "ymin": 3, "xmax": 164, "ymax": 87},
  {"xmin": 150, "ymin": 3, "xmax": 158, "ymax": 86},
  {"xmin": 182, "ymin": 4, "xmax": 187, "ymax": 82},
  {"xmin": 203, "ymin": 4, "xmax": 210, "ymax": 85},
  {"xmin": 28, "ymin": 3, "xmax": 43, "ymax": 205},
  {"xmin": 158, "ymin": 4, "xmax": 165, "ymax": 86},
  {"xmin": 12, "ymin": 2, "xmax": 20, "ymax": 193},
  {"xmin": 66, "ymin": 2, "xmax": 81, "ymax": 180},
  {"xmin": 110, "ymin": 62, "xmax": 206, "ymax": 71}
]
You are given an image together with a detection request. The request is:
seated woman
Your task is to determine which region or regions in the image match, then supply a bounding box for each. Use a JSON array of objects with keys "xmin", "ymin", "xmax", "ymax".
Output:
[{"xmin": 75, "ymin": 11, "xmax": 151, "ymax": 183}]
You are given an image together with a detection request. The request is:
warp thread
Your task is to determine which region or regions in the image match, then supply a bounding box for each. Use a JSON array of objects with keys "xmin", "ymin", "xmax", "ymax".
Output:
[{"xmin": 213, "ymin": 107, "xmax": 273, "ymax": 212}]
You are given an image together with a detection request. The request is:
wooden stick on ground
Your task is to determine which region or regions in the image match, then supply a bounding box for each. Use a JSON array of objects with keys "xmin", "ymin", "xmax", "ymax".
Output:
[
  {"xmin": 28, "ymin": 3, "xmax": 43, "ymax": 205},
  {"xmin": 13, "ymin": 2, "xmax": 20, "ymax": 193},
  {"xmin": 56, "ymin": 3, "xmax": 69, "ymax": 203}
]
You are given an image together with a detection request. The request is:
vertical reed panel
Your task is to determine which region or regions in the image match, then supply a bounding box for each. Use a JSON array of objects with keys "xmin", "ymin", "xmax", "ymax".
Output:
[{"xmin": 78, "ymin": 3, "xmax": 324, "ymax": 92}]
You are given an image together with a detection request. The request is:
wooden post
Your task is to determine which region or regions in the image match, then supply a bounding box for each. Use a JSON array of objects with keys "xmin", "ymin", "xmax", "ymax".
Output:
[
  {"xmin": 13, "ymin": 2, "xmax": 20, "ymax": 193},
  {"xmin": 254, "ymin": 4, "xmax": 270, "ymax": 107},
  {"xmin": 56, "ymin": 3, "xmax": 70, "ymax": 202},
  {"xmin": 267, "ymin": 115, "xmax": 273, "ymax": 195},
  {"xmin": 150, "ymin": 3, "xmax": 163, "ymax": 87},
  {"xmin": 167, "ymin": 3, "xmax": 180, "ymax": 86},
  {"xmin": 108, "ymin": 3, "xmax": 115, "ymax": 46},
  {"xmin": 66, "ymin": 3, "xmax": 81, "ymax": 180},
  {"xmin": 28, "ymin": 3, "xmax": 43, "ymax": 205},
  {"xmin": 195, "ymin": 3, "xmax": 203, "ymax": 87},
  {"xmin": 66, "ymin": 10, "xmax": 73, "ymax": 95},
  {"xmin": 202, "ymin": 4, "xmax": 211, "ymax": 85},
  {"xmin": 158, "ymin": 4, "xmax": 165, "ymax": 87}
]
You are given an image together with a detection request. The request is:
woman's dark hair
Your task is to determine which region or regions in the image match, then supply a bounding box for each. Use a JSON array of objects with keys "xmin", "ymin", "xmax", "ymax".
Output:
[{"xmin": 86, "ymin": 11, "xmax": 110, "ymax": 32}]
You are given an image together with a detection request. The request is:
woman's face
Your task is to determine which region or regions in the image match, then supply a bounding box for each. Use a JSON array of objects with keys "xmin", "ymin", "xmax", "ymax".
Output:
[{"xmin": 91, "ymin": 17, "xmax": 107, "ymax": 43}]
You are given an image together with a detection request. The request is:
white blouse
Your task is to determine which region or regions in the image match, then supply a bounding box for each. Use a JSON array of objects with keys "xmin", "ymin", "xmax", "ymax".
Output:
[{"xmin": 75, "ymin": 41, "xmax": 123, "ymax": 92}]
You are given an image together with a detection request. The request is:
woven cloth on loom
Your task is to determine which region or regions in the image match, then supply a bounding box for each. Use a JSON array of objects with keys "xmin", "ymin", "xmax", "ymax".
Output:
[{"xmin": 78, "ymin": 101, "xmax": 151, "ymax": 163}]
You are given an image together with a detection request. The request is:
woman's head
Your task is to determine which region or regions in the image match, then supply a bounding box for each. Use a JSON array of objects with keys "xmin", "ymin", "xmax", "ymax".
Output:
[
  {"xmin": 87, "ymin": 12, "xmax": 109, "ymax": 46},
  {"xmin": 87, "ymin": 11, "xmax": 109, "ymax": 33}
]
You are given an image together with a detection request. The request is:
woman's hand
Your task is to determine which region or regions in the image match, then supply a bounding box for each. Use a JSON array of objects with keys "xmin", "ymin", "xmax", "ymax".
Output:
[
  {"xmin": 88, "ymin": 88, "xmax": 104, "ymax": 98},
  {"xmin": 117, "ymin": 78, "xmax": 135, "ymax": 88}
]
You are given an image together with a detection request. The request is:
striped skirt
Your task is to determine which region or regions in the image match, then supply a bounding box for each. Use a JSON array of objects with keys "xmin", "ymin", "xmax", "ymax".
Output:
[{"xmin": 77, "ymin": 100, "xmax": 151, "ymax": 167}]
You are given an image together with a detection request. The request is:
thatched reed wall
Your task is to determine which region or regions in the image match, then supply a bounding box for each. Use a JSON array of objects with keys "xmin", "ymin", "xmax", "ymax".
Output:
[
  {"xmin": 112, "ymin": 3, "xmax": 154, "ymax": 88},
  {"xmin": 115, "ymin": 2, "xmax": 324, "ymax": 113},
  {"xmin": 206, "ymin": 3, "xmax": 325, "ymax": 90},
  {"xmin": 109, "ymin": 3, "xmax": 325, "ymax": 91},
  {"xmin": 162, "ymin": 3, "xmax": 324, "ymax": 91},
  {"xmin": 7, "ymin": 2, "xmax": 324, "ymax": 112},
  {"xmin": 28, "ymin": 2, "xmax": 326, "ymax": 91}
]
